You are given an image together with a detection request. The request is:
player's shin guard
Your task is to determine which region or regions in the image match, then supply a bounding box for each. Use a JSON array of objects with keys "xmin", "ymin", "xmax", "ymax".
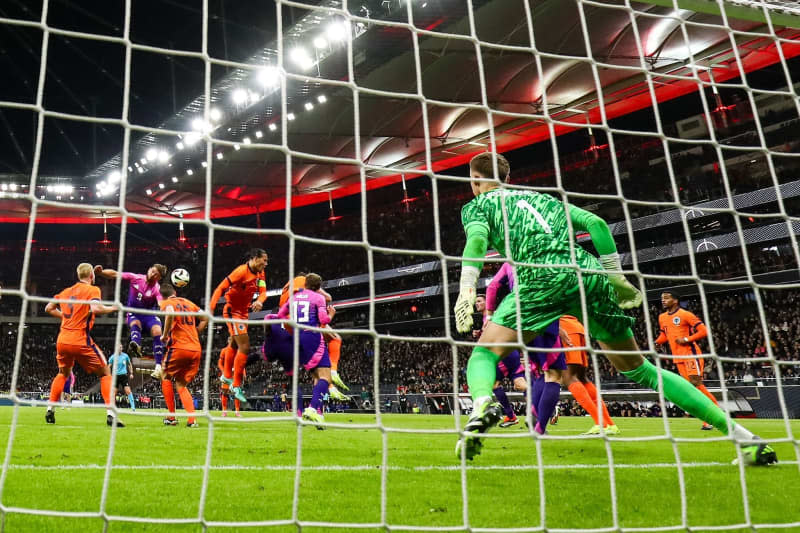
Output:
[
  {"xmin": 584, "ymin": 381, "xmax": 614, "ymax": 426},
  {"xmin": 466, "ymin": 347, "xmax": 500, "ymax": 400},
  {"xmin": 49, "ymin": 374, "xmax": 67, "ymax": 404},
  {"xmin": 130, "ymin": 323, "xmax": 142, "ymax": 346},
  {"xmin": 622, "ymin": 360, "xmax": 729, "ymax": 434},
  {"xmin": 100, "ymin": 375, "xmax": 113, "ymax": 407},
  {"xmin": 178, "ymin": 387, "xmax": 196, "ymax": 424},
  {"xmin": 492, "ymin": 387, "xmax": 514, "ymax": 418},
  {"xmin": 328, "ymin": 338, "xmax": 342, "ymax": 371},
  {"xmin": 152, "ymin": 335, "xmax": 164, "ymax": 366},
  {"xmin": 128, "ymin": 392, "xmax": 136, "ymax": 411},
  {"xmin": 233, "ymin": 351, "xmax": 247, "ymax": 388},
  {"xmin": 310, "ymin": 379, "xmax": 329, "ymax": 411},
  {"xmin": 568, "ymin": 381, "xmax": 601, "ymax": 425},
  {"xmin": 162, "ymin": 380, "xmax": 176, "ymax": 413},
  {"xmin": 534, "ymin": 382, "xmax": 560, "ymax": 435},
  {"xmin": 530, "ymin": 376, "xmax": 545, "ymax": 417}
]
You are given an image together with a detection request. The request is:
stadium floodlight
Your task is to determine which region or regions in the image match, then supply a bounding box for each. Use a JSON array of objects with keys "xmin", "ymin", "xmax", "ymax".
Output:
[
  {"xmin": 158, "ymin": 183, "xmax": 165, "ymax": 189},
  {"xmin": 184, "ymin": 132, "xmax": 201, "ymax": 146},
  {"xmin": 232, "ymin": 88, "xmax": 248, "ymax": 105},
  {"xmin": 317, "ymin": 94, "xmax": 327, "ymax": 103},
  {"xmin": 268, "ymin": 123, "xmax": 277, "ymax": 131},
  {"xmin": 9, "ymin": 183, "xmax": 17, "ymax": 191},
  {"xmin": 216, "ymin": 152, "xmax": 224, "ymax": 160},
  {"xmin": 191, "ymin": 118, "xmax": 210, "ymax": 132},
  {"xmin": 243, "ymin": 137, "xmax": 251, "ymax": 145},
  {"xmin": 248, "ymin": 91, "xmax": 260, "ymax": 104},
  {"xmin": 79, "ymin": 195, "xmax": 83, "ymax": 201},
  {"xmin": 186, "ymin": 169, "xmax": 194, "ymax": 176},
  {"xmin": 0, "ymin": 184, "xmax": 7, "ymax": 191},
  {"xmin": 327, "ymin": 20, "xmax": 349, "ymax": 41},
  {"xmin": 108, "ymin": 170, "xmax": 121, "ymax": 183},
  {"xmin": 305, "ymin": 102, "xmax": 314, "ymax": 111},
  {"xmin": 139, "ymin": 158, "xmax": 148, "ymax": 165},
  {"xmin": 234, "ymin": 144, "xmax": 241, "ymax": 150},
  {"xmin": 290, "ymin": 47, "xmax": 313, "ymax": 70},
  {"xmin": 287, "ymin": 113, "xmax": 295, "ymax": 121},
  {"xmin": 158, "ymin": 150, "xmax": 169, "ymax": 163},
  {"xmin": 209, "ymin": 107, "xmax": 222, "ymax": 121},
  {"xmin": 96, "ymin": 191, "xmax": 103, "ymax": 198},
  {"xmin": 145, "ymin": 148, "xmax": 157, "ymax": 161},
  {"xmin": 96, "ymin": 182, "xmax": 106, "ymax": 190},
  {"xmin": 255, "ymin": 130, "xmax": 263, "ymax": 139},
  {"xmin": 145, "ymin": 188, "xmax": 152, "ymax": 196},
  {"xmin": 128, "ymin": 166, "xmax": 133, "ymax": 171},
  {"xmin": 257, "ymin": 66, "xmax": 280, "ymax": 87},
  {"xmin": 171, "ymin": 176, "xmax": 178, "ymax": 183},
  {"xmin": 313, "ymin": 36, "xmax": 327, "ymax": 49},
  {"xmin": 176, "ymin": 141, "xmax": 185, "ymax": 150},
  {"xmin": 137, "ymin": 166, "xmax": 145, "ymax": 174},
  {"xmin": 201, "ymin": 161, "xmax": 208, "ymax": 168},
  {"xmin": 46, "ymin": 185, "xmax": 53, "ymax": 192}
]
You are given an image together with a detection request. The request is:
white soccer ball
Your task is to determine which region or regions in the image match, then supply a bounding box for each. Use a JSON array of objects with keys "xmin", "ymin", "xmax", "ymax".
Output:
[{"xmin": 171, "ymin": 268, "xmax": 190, "ymax": 288}]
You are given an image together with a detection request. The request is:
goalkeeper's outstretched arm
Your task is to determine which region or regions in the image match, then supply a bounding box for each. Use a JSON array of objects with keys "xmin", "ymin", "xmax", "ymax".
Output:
[
  {"xmin": 455, "ymin": 229, "xmax": 489, "ymax": 333},
  {"xmin": 568, "ymin": 205, "xmax": 642, "ymax": 309}
]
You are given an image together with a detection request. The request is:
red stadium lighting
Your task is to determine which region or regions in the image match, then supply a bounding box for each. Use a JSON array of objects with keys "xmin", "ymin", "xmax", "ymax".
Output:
[
  {"xmin": 410, "ymin": 305, "xmax": 418, "ymax": 313},
  {"xmin": 178, "ymin": 214, "xmax": 187, "ymax": 242}
]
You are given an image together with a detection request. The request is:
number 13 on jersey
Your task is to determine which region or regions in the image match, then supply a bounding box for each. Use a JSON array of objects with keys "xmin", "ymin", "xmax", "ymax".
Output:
[{"xmin": 292, "ymin": 300, "xmax": 310, "ymax": 323}]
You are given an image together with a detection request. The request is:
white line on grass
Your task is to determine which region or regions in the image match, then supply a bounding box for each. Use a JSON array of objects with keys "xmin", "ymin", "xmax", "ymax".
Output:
[{"xmin": 5, "ymin": 461, "xmax": 797, "ymax": 472}]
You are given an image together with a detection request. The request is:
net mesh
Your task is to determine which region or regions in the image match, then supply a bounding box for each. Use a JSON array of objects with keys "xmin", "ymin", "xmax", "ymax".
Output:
[{"xmin": 0, "ymin": 0, "xmax": 799, "ymax": 530}]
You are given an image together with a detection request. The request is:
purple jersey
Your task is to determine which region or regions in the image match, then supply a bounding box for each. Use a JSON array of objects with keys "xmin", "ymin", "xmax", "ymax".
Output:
[
  {"xmin": 278, "ymin": 289, "xmax": 330, "ymax": 327},
  {"xmin": 486, "ymin": 262, "xmax": 515, "ymax": 313},
  {"xmin": 122, "ymin": 272, "xmax": 161, "ymax": 310}
]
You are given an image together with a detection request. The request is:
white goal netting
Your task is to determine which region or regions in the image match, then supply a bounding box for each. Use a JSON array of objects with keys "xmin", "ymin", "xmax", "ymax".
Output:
[{"xmin": 0, "ymin": 0, "xmax": 799, "ymax": 531}]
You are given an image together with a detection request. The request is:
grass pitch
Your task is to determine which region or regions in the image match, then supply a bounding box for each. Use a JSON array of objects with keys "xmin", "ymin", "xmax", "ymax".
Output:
[{"xmin": 0, "ymin": 406, "xmax": 797, "ymax": 532}]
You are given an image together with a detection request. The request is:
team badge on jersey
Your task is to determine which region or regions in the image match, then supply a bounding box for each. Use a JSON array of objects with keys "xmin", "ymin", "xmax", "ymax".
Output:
[{"xmin": 672, "ymin": 316, "xmax": 681, "ymax": 325}]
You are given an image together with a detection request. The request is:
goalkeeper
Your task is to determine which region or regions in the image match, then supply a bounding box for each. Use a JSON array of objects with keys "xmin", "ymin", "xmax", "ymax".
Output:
[{"xmin": 454, "ymin": 152, "xmax": 777, "ymax": 466}]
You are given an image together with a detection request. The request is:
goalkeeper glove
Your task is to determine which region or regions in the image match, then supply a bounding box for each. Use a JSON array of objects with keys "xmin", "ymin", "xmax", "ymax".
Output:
[
  {"xmin": 600, "ymin": 253, "xmax": 642, "ymax": 310},
  {"xmin": 455, "ymin": 266, "xmax": 479, "ymax": 333}
]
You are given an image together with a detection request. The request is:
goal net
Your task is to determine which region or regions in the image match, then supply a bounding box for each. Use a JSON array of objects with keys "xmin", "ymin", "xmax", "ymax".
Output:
[{"xmin": 0, "ymin": 0, "xmax": 799, "ymax": 531}]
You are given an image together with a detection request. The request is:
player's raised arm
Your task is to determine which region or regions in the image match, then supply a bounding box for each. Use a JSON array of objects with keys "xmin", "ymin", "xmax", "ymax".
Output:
[
  {"xmin": 89, "ymin": 286, "xmax": 117, "ymax": 315},
  {"xmin": 568, "ymin": 205, "xmax": 642, "ymax": 309}
]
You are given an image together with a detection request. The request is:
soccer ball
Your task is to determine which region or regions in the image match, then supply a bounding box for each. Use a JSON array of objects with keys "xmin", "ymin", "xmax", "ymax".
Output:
[{"xmin": 170, "ymin": 268, "xmax": 190, "ymax": 288}]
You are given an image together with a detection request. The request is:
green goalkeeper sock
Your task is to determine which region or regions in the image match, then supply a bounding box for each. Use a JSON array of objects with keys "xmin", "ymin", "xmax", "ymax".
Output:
[
  {"xmin": 466, "ymin": 346, "xmax": 500, "ymax": 401},
  {"xmin": 622, "ymin": 359, "xmax": 730, "ymax": 435}
]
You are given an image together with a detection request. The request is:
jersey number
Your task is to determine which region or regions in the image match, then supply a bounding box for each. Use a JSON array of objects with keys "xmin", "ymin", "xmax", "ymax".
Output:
[
  {"xmin": 292, "ymin": 301, "xmax": 310, "ymax": 323},
  {"xmin": 174, "ymin": 303, "xmax": 195, "ymax": 326},
  {"xmin": 516, "ymin": 199, "xmax": 552, "ymax": 234},
  {"xmin": 61, "ymin": 296, "xmax": 78, "ymax": 318}
]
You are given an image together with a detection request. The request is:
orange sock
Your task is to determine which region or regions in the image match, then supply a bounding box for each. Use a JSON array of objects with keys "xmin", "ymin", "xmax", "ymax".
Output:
[
  {"xmin": 223, "ymin": 346, "xmax": 236, "ymax": 380},
  {"xmin": 584, "ymin": 381, "xmax": 615, "ymax": 426},
  {"xmin": 568, "ymin": 381, "xmax": 600, "ymax": 425},
  {"xmin": 162, "ymin": 380, "xmax": 176, "ymax": 413},
  {"xmin": 233, "ymin": 351, "xmax": 247, "ymax": 388},
  {"xmin": 328, "ymin": 337, "xmax": 342, "ymax": 371},
  {"xmin": 220, "ymin": 393, "xmax": 228, "ymax": 412},
  {"xmin": 178, "ymin": 387, "xmax": 196, "ymax": 424},
  {"xmin": 696, "ymin": 384, "xmax": 719, "ymax": 406},
  {"xmin": 100, "ymin": 375, "xmax": 113, "ymax": 407},
  {"xmin": 234, "ymin": 399, "xmax": 241, "ymax": 412},
  {"xmin": 49, "ymin": 374, "xmax": 66, "ymax": 403}
]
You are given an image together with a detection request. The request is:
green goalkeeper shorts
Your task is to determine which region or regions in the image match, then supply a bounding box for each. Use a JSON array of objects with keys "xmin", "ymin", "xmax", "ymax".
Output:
[{"xmin": 489, "ymin": 268, "xmax": 634, "ymax": 343}]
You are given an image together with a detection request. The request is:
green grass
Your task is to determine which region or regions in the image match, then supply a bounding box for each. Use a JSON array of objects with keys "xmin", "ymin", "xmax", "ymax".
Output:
[{"xmin": 0, "ymin": 407, "xmax": 797, "ymax": 532}]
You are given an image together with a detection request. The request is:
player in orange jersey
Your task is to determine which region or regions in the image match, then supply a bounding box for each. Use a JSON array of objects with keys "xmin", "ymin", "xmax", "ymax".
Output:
[
  {"xmin": 559, "ymin": 315, "xmax": 619, "ymax": 435},
  {"xmin": 209, "ymin": 248, "xmax": 268, "ymax": 405},
  {"xmin": 656, "ymin": 291, "xmax": 718, "ymax": 430},
  {"xmin": 159, "ymin": 283, "xmax": 208, "ymax": 427},
  {"xmin": 44, "ymin": 263, "xmax": 122, "ymax": 427},
  {"xmin": 280, "ymin": 274, "xmax": 348, "ymax": 400}
]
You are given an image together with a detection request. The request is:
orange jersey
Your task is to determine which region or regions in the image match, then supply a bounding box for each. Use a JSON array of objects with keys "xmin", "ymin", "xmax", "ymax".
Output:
[
  {"xmin": 54, "ymin": 282, "xmax": 102, "ymax": 345},
  {"xmin": 210, "ymin": 264, "xmax": 267, "ymax": 312},
  {"xmin": 279, "ymin": 276, "xmax": 306, "ymax": 307},
  {"xmin": 656, "ymin": 308, "xmax": 707, "ymax": 356},
  {"xmin": 160, "ymin": 296, "xmax": 202, "ymax": 352}
]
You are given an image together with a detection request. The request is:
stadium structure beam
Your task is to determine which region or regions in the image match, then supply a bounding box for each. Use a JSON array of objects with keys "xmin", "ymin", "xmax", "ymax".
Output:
[{"xmin": 635, "ymin": 0, "xmax": 800, "ymax": 29}]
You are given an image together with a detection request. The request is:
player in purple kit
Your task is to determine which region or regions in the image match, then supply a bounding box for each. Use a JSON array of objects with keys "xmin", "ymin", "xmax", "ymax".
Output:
[
  {"xmin": 525, "ymin": 319, "xmax": 566, "ymax": 435},
  {"xmin": 493, "ymin": 351, "xmax": 526, "ymax": 427},
  {"xmin": 94, "ymin": 264, "xmax": 168, "ymax": 377},
  {"xmin": 268, "ymin": 273, "xmax": 334, "ymax": 428}
]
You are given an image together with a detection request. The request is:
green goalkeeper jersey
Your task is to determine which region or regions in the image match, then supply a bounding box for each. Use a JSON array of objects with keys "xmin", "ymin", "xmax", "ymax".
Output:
[{"xmin": 461, "ymin": 188, "xmax": 605, "ymax": 271}]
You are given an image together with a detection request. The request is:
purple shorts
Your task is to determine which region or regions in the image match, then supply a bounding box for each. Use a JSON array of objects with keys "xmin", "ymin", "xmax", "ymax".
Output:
[
  {"xmin": 527, "ymin": 320, "xmax": 566, "ymax": 373},
  {"xmin": 496, "ymin": 351, "xmax": 524, "ymax": 381},
  {"xmin": 126, "ymin": 311, "xmax": 162, "ymax": 332},
  {"xmin": 262, "ymin": 324, "xmax": 330, "ymax": 376}
]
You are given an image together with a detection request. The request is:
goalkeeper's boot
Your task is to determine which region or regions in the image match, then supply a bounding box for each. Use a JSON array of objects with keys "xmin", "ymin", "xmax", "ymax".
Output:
[
  {"xmin": 163, "ymin": 417, "xmax": 178, "ymax": 426},
  {"xmin": 549, "ymin": 404, "xmax": 560, "ymax": 426},
  {"xmin": 499, "ymin": 415, "xmax": 519, "ymax": 428},
  {"xmin": 45, "ymin": 409, "xmax": 55, "ymax": 424},
  {"xmin": 128, "ymin": 340, "xmax": 142, "ymax": 358},
  {"xmin": 604, "ymin": 424, "xmax": 621, "ymax": 436},
  {"xmin": 331, "ymin": 370, "xmax": 349, "ymax": 391},
  {"xmin": 220, "ymin": 374, "xmax": 233, "ymax": 387},
  {"xmin": 302, "ymin": 407, "xmax": 325, "ymax": 430},
  {"xmin": 328, "ymin": 386, "xmax": 348, "ymax": 401},
  {"xmin": 736, "ymin": 440, "xmax": 778, "ymax": 466},
  {"xmin": 582, "ymin": 425, "xmax": 603, "ymax": 436},
  {"xmin": 701, "ymin": 423, "xmax": 714, "ymax": 431},
  {"xmin": 231, "ymin": 386, "xmax": 248, "ymax": 403},
  {"xmin": 455, "ymin": 401, "xmax": 502, "ymax": 460},
  {"xmin": 150, "ymin": 364, "xmax": 163, "ymax": 380},
  {"xmin": 107, "ymin": 415, "xmax": 125, "ymax": 428}
]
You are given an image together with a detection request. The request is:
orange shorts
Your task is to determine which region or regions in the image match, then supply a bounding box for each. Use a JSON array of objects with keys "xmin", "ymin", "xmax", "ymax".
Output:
[
  {"xmin": 163, "ymin": 347, "xmax": 201, "ymax": 384},
  {"xmin": 223, "ymin": 304, "xmax": 248, "ymax": 336},
  {"xmin": 56, "ymin": 341, "xmax": 107, "ymax": 374},
  {"xmin": 676, "ymin": 357, "xmax": 704, "ymax": 380},
  {"xmin": 564, "ymin": 332, "xmax": 588, "ymax": 367}
]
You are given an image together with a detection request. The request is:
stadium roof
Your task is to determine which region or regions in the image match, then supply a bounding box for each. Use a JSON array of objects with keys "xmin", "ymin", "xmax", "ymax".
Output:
[{"xmin": 0, "ymin": 0, "xmax": 799, "ymax": 223}]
